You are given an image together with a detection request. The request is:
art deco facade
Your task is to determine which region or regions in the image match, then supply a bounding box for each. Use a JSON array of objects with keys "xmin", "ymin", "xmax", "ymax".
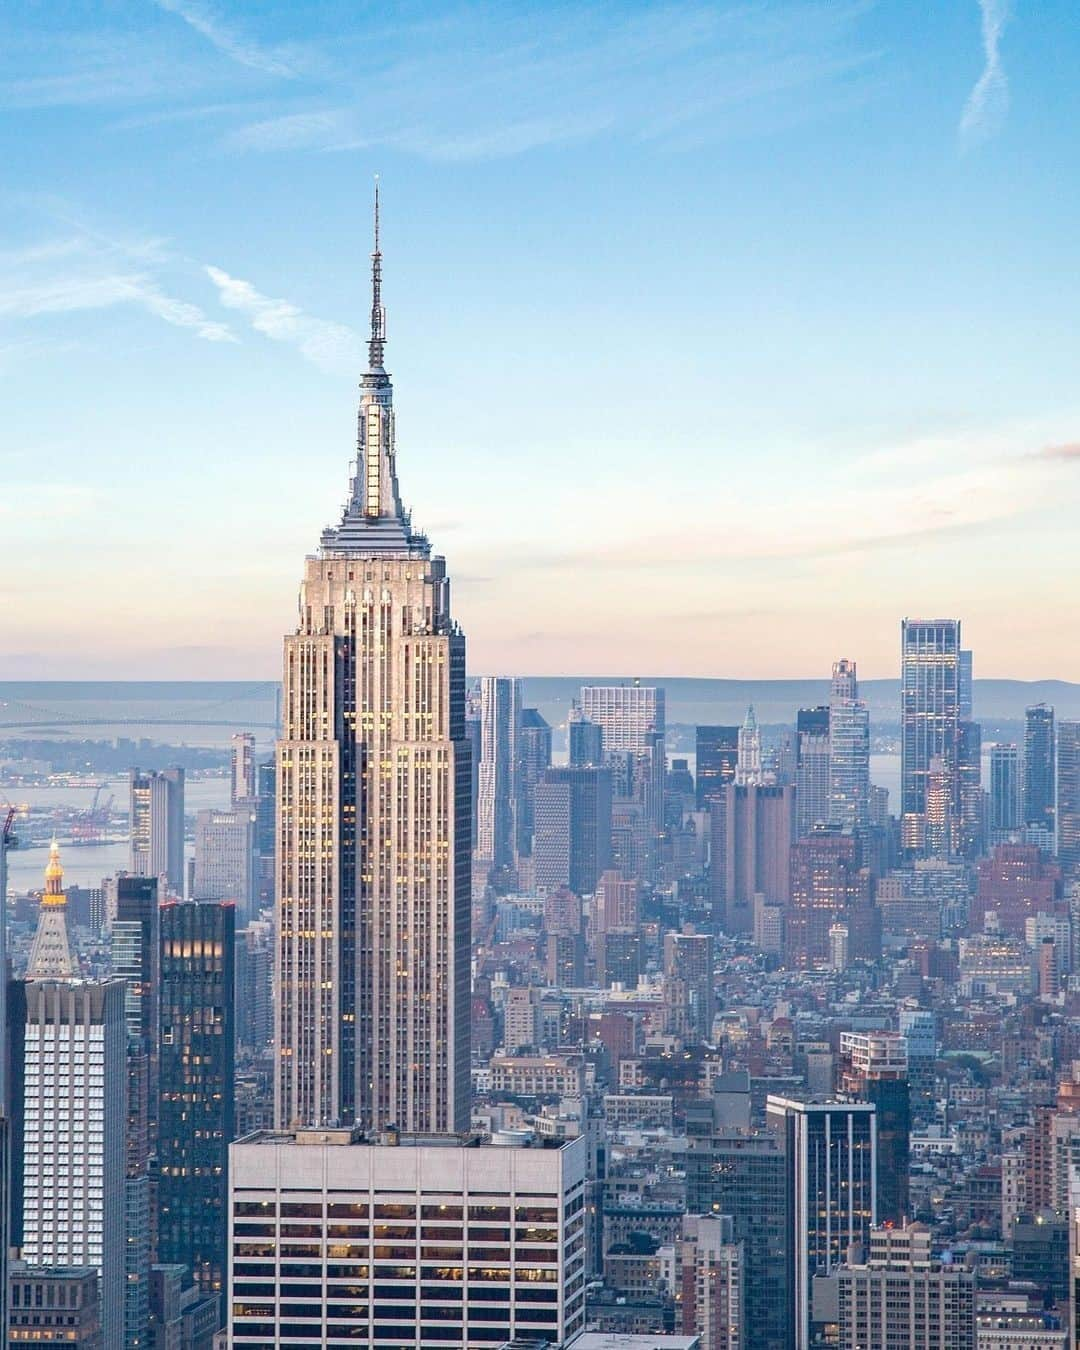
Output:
[{"xmin": 275, "ymin": 195, "xmax": 471, "ymax": 1134}]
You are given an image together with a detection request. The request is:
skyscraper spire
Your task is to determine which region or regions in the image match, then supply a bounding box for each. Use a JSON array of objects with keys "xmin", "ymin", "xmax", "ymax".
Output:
[
  {"xmin": 735, "ymin": 705, "xmax": 764, "ymax": 786},
  {"xmin": 28, "ymin": 836, "xmax": 77, "ymax": 979},
  {"xmin": 368, "ymin": 177, "xmax": 386, "ymax": 372},
  {"xmin": 321, "ymin": 180, "xmax": 429, "ymax": 556}
]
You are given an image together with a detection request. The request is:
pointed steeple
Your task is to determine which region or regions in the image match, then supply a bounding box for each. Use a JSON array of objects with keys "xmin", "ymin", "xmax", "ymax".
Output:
[
  {"xmin": 735, "ymin": 705, "xmax": 764, "ymax": 787},
  {"xmin": 28, "ymin": 837, "xmax": 77, "ymax": 979},
  {"xmin": 320, "ymin": 180, "xmax": 430, "ymax": 558}
]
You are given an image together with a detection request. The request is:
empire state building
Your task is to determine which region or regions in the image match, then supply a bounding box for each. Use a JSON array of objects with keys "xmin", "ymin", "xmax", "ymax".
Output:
[{"xmin": 275, "ymin": 190, "xmax": 471, "ymax": 1133}]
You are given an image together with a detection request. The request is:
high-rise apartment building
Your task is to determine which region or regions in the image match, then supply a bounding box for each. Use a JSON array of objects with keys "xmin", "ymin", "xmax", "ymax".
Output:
[
  {"xmin": 157, "ymin": 900, "xmax": 235, "ymax": 1304},
  {"xmin": 828, "ymin": 661, "xmax": 870, "ymax": 834},
  {"xmin": 900, "ymin": 619, "xmax": 961, "ymax": 854},
  {"xmin": 533, "ymin": 765, "xmax": 613, "ymax": 895},
  {"xmin": 959, "ymin": 647, "xmax": 974, "ymax": 719},
  {"xmin": 837, "ymin": 1223, "xmax": 975, "ymax": 1350},
  {"xmin": 110, "ymin": 873, "xmax": 159, "ymax": 1350},
  {"xmin": 767, "ymin": 1096, "xmax": 877, "ymax": 1350},
  {"xmin": 193, "ymin": 807, "xmax": 256, "ymax": 916},
  {"xmin": 11, "ymin": 979, "xmax": 127, "ymax": 1349},
  {"xmin": 795, "ymin": 707, "xmax": 830, "ymax": 838},
  {"xmin": 516, "ymin": 707, "xmax": 552, "ymax": 858},
  {"xmin": 679, "ymin": 1214, "xmax": 744, "ymax": 1350},
  {"xmin": 129, "ymin": 767, "xmax": 185, "ymax": 894},
  {"xmin": 1024, "ymin": 702, "xmax": 1056, "ymax": 834},
  {"xmin": 579, "ymin": 685, "xmax": 665, "ymax": 754},
  {"xmin": 991, "ymin": 742, "xmax": 1022, "ymax": 834},
  {"xmin": 275, "ymin": 194, "xmax": 471, "ymax": 1134},
  {"xmin": 231, "ymin": 732, "xmax": 257, "ymax": 806},
  {"xmin": 234, "ymin": 920, "xmax": 273, "ymax": 1052},
  {"xmin": 957, "ymin": 719, "xmax": 984, "ymax": 858},
  {"xmin": 695, "ymin": 726, "xmax": 739, "ymax": 809},
  {"xmin": 1058, "ymin": 721, "xmax": 1080, "ymax": 881},
  {"xmin": 838, "ymin": 1031, "xmax": 910, "ymax": 1224},
  {"xmin": 227, "ymin": 1130, "xmax": 587, "ymax": 1349},
  {"xmin": 475, "ymin": 675, "xmax": 521, "ymax": 877}
]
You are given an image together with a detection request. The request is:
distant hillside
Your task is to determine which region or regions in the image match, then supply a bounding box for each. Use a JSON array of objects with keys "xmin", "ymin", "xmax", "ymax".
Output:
[
  {"xmin": 509, "ymin": 677, "xmax": 1080, "ymax": 731},
  {"xmin": 2, "ymin": 677, "xmax": 1077, "ymax": 747}
]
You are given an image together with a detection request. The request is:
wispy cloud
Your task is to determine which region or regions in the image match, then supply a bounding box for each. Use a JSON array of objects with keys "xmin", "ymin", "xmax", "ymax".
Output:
[
  {"xmin": 204, "ymin": 266, "xmax": 362, "ymax": 372},
  {"xmin": 0, "ymin": 32, "xmax": 209, "ymax": 108},
  {"xmin": 460, "ymin": 425, "xmax": 1074, "ymax": 576},
  {"xmin": 0, "ymin": 233, "xmax": 235, "ymax": 344},
  {"xmin": 225, "ymin": 1, "xmax": 878, "ymax": 162},
  {"xmin": 152, "ymin": 0, "xmax": 301, "ymax": 78},
  {"xmin": 960, "ymin": 0, "xmax": 1010, "ymax": 147}
]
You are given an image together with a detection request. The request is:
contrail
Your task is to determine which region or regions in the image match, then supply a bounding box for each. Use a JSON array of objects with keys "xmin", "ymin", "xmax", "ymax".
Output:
[{"xmin": 960, "ymin": 0, "xmax": 1010, "ymax": 146}]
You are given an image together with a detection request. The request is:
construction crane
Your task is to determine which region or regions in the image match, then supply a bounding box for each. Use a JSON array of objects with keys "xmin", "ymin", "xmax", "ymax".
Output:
[{"xmin": 72, "ymin": 787, "xmax": 113, "ymax": 845}]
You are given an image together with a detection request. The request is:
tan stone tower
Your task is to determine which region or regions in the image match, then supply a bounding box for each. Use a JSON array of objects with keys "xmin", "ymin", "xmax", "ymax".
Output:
[{"xmin": 275, "ymin": 187, "xmax": 471, "ymax": 1133}]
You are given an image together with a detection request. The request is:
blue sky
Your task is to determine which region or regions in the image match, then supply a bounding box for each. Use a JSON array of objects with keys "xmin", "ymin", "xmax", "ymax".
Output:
[{"xmin": 3, "ymin": 0, "xmax": 1080, "ymax": 680}]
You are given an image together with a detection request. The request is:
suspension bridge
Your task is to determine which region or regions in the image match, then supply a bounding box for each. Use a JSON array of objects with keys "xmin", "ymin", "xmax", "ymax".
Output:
[{"xmin": 0, "ymin": 683, "xmax": 280, "ymax": 732}]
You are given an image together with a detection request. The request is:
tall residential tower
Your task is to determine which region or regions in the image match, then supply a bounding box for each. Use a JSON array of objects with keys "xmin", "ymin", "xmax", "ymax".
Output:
[
  {"xmin": 900, "ymin": 619, "xmax": 961, "ymax": 854},
  {"xmin": 275, "ymin": 190, "xmax": 471, "ymax": 1133}
]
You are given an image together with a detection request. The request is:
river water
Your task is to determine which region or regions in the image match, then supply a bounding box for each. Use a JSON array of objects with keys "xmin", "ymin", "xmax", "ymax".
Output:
[
  {"xmin": 1, "ymin": 750, "xmax": 987, "ymax": 893},
  {"xmin": 4, "ymin": 775, "xmax": 232, "ymax": 891}
]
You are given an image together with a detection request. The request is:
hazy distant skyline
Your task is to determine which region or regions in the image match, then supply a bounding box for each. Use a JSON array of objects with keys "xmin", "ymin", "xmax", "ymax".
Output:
[{"xmin": 4, "ymin": 0, "xmax": 1080, "ymax": 680}]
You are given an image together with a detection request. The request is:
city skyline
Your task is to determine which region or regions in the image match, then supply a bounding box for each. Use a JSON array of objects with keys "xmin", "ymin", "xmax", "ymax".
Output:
[{"xmin": 6, "ymin": 2, "xmax": 1080, "ymax": 679}]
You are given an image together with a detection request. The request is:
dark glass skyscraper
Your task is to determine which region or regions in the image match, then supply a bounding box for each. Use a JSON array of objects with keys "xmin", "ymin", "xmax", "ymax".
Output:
[
  {"xmin": 768, "ymin": 1096, "xmax": 877, "ymax": 1350},
  {"xmin": 157, "ymin": 899, "xmax": 235, "ymax": 1302},
  {"xmin": 111, "ymin": 874, "xmax": 159, "ymax": 1350},
  {"xmin": 1024, "ymin": 703, "xmax": 1056, "ymax": 834},
  {"xmin": 1057, "ymin": 721, "xmax": 1080, "ymax": 880},
  {"xmin": 516, "ymin": 707, "xmax": 552, "ymax": 857},
  {"xmin": 685, "ymin": 1128, "xmax": 790, "ymax": 1350},
  {"xmin": 695, "ymin": 725, "xmax": 739, "ymax": 809},
  {"xmin": 569, "ymin": 715, "xmax": 604, "ymax": 768}
]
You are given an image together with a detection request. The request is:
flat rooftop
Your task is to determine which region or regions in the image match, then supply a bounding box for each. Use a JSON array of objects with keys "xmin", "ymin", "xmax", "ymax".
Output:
[
  {"xmin": 235, "ymin": 1127, "xmax": 569, "ymax": 1151},
  {"xmin": 568, "ymin": 1336, "xmax": 701, "ymax": 1350}
]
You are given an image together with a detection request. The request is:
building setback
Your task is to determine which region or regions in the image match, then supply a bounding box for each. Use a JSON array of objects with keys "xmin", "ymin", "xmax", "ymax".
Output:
[
  {"xmin": 837, "ymin": 1223, "xmax": 974, "ymax": 1350},
  {"xmin": 274, "ymin": 190, "xmax": 471, "ymax": 1134}
]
